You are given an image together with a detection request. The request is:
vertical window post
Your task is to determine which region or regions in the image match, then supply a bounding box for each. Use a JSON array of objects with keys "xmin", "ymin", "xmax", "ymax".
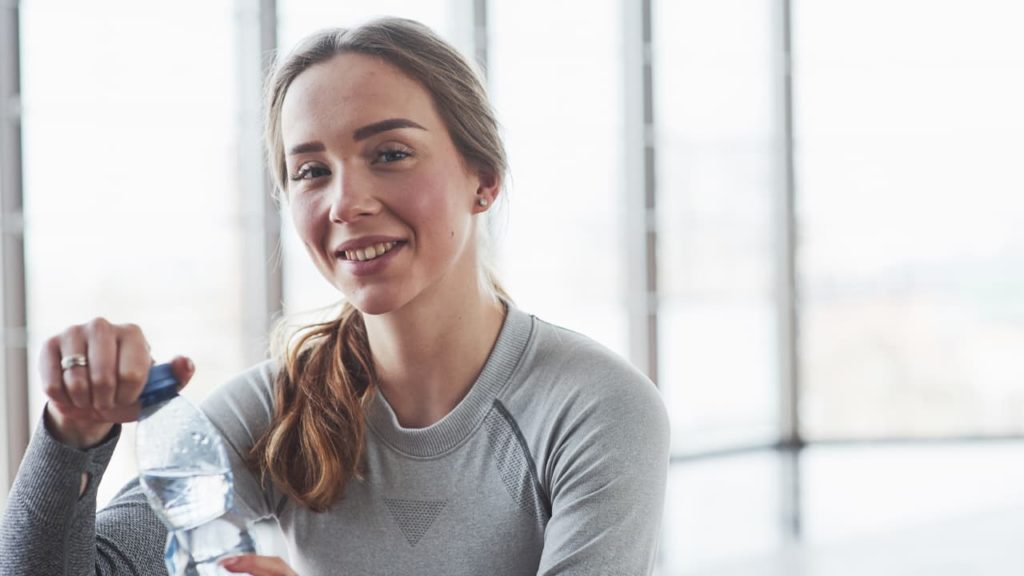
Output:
[
  {"xmin": 775, "ymin": 0, "xmax": 802, "ymax": 541},
  {"xmin": 236, "ymin": 0, "xmax": 282, "ymax": 365},
  {"xmin": 622, "ymin": 0, "xmax": 659, "ymax": 383},
  {"xmin": 472, "ymin": 0, "xmax": 487, "ymax": 78},
  {"xmin": 1, "ymin": 0, "xmax": 29, "ymax": 497}
]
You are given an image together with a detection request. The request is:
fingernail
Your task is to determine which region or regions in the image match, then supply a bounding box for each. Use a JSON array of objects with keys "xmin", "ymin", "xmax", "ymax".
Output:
[
  {"xmin": 186, "ymin": 358, "xmax": 195, "ymax": 373},
  {"xmin": 220, "ymin": 557, "xmax": 238, "ymax": 567}
]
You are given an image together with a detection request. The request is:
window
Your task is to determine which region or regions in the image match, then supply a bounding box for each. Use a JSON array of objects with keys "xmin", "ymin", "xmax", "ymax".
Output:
[
  {"xmin": 21, "ymin": 0, "xmax": 243, "ymax": 505},
  {"xmin": 661, "ymin": 451, "xmax": 787, "ymax": 574},
  {"xmin": 489, "ymin": 0, "xmax": 628, "ymax": 357},
  {"xmin": 654, "ymin": 0, "xmax": 781, "ymax": 454},
  {"xmin": 795, "ymin": 0, "xmax": 1024, "ymax": 439}
]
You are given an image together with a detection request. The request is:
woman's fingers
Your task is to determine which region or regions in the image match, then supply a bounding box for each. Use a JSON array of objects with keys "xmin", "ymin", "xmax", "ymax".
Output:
[
  {"xmin": 60, "ymin": 325, "xmax": 91, "ymax": 409},
  {"xmin": 113, "ymin": 323, "xmax": 150, "ymax": 407},
  {"xmin": 41, "ymin": 335, "xmax": 72, "ymax": 408},
  {"xmin": 39, "ymin": 318, "xmax": 186, "ymax": 448},
  {"xmin": 220, "ymin": 555, "xmax": 299, "ymax": 576},
  {"xmin": 169, "ymin": 354, "xmax": 196, "ymax": 391},
  {"xmin": 91, "ymin": 355, "xmax": 192, "ymax": 424},
  {"xmin": 86, "ymin": 318, "xmax": 119, "ymax": 411},
  {"xmin": 39, "ymin": 318, "xmax": 197, "ymax": 446},
  {"xmin": 38, "ymin": 317, "xmax": 199, "ymax": 448}
]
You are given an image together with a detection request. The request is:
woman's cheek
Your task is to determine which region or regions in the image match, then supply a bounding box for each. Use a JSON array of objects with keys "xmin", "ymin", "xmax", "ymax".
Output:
[
  {"xmin": 399, "ymin": 175, "xmax": 457, "ymax": 228},
  {"xmin": 290, "ymin": 196, "xmax": 323, "ymax": 243}
]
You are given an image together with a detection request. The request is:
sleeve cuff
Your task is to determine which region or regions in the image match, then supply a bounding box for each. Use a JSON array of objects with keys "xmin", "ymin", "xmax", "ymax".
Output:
[{"xmin": 11, "ymin": 412, "xmax": 122, "ymax": 520}]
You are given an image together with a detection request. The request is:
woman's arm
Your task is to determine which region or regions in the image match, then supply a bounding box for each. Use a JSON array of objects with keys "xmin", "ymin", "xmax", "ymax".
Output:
[
  {"xmin": 536, "ymin": 372, "xmax": 671, "ymax": 575},
  {"xmin": 2, "ymin": 321, "xmax": 196, "ymax": 574},
  {"xmin": 0, "ymin": 414, "xmax": 167, "ymax": 575}
]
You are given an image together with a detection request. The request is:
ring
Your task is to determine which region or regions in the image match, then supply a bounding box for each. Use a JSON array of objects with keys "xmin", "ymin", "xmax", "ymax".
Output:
[{"xmin": 60, "ymin": 353, "xmax": 88, "ymax": 371}]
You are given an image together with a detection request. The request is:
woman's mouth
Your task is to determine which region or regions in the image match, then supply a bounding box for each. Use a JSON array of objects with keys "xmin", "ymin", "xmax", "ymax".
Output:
[{"xmin": 340, "ymin": 241, "xmax": 400, "ymax": 262}]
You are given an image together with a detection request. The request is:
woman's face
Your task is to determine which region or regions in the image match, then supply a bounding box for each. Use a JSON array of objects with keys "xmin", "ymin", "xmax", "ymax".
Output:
[{"xmin": 281, "ymin": 53, "xmax": 493, "ymax": 315}]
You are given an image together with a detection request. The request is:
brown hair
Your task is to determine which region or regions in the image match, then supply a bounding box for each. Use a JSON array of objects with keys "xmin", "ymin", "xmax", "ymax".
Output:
[{"xmin": 252, "ymin": 18, "xmax": 508, "ymax": 512}]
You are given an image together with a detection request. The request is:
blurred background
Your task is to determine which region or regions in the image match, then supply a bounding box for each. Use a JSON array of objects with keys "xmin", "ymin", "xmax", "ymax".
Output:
[{"xmin": 2, "ymin": 0, "xmax": 1024, "ymax": 574}]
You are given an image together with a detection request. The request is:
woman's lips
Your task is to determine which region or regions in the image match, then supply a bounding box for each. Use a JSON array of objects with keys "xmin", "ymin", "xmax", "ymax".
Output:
[{"xmin": 337, "ymin": 241, "xmax": 405, "ymax": 277}]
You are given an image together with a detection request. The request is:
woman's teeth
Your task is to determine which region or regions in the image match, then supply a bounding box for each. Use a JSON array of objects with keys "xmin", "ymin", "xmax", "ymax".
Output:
[{"xmin": 344, "ymin": 241, "xmax": 398, "ymax": 262}]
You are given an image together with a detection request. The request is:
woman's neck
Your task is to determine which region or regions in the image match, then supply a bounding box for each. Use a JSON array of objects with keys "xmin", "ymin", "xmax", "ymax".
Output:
[{"xmin": 363, "ymin": 284, "xmax": 506, "ymax": 429}]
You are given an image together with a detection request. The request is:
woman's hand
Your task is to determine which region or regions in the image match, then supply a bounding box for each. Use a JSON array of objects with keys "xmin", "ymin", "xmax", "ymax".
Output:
[
  {"xmin": 220, "ymin": 555, "xmax": 299, "ymax": 575},
  {"xmin": 40, "ymin": 318, "xmax": 195, "ymax": 449}
]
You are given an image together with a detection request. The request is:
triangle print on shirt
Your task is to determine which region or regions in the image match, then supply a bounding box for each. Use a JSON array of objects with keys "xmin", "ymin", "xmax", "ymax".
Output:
[{"xmin": 383, "ymin": 498, "xmax": 448, "ymax": 547}]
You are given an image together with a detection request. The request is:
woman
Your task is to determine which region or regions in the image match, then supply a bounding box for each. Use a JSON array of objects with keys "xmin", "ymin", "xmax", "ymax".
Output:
[{"xmin": 0, "ymin": 18, "xmax": 669, "ymax": 576}]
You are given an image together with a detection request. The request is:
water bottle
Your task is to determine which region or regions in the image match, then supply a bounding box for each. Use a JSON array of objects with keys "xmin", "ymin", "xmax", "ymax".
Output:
[{"xmin": 136, "ymin": 363, "xmax": 255, "ymax": 576}]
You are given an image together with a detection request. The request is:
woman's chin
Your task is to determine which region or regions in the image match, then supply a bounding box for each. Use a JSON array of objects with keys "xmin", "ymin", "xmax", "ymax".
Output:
[{"xmin": 344, "ymin": 290, "xmax": 409, "ymax": 317}]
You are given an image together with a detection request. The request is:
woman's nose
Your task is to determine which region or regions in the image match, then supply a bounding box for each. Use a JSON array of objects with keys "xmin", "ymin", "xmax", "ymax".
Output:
[{"xmin": 328, "ymin": 168, "xmax": 380, "ymax": 223}]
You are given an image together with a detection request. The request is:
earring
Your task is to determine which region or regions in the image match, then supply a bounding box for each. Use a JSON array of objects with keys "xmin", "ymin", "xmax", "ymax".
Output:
[{"xmin": 477, "ymin": 197, "xmax": 489, "ymax": 207}]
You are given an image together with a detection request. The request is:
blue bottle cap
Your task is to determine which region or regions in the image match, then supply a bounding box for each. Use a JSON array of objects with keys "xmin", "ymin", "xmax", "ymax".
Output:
[{"xmin": 139, "ymin": 362, "xmax": 180, "ymax": 407}]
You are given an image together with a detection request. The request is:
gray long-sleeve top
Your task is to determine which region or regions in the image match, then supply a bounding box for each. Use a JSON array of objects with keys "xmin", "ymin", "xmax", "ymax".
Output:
[{"xmin": 1, "ymin": 305, "xmax": 671, "ymax": 575}]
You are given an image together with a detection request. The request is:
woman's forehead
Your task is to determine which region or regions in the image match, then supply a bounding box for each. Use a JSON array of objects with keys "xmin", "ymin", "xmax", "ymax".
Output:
[{"xmin": 281, "ymin": 54, "xmax": 435, "ymax": 136}]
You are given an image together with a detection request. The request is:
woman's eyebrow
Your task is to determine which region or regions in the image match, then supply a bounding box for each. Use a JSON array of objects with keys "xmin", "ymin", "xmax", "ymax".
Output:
[
  {"xmin": 353, "ymin": 118, "xmax": 427, "ymax": 141},
  {"xmin": 288, "ymin": 141, "xmax": 325, "ymax": 156},
  {"xmin": 287, "ymin": 119, "xmax": 427, "ymax": 155}
]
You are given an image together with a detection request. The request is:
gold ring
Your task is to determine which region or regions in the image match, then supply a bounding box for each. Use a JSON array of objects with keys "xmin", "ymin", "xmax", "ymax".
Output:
[{"xmin": 60, "ymin": 353, "xmax": 88, "ymax": 371}]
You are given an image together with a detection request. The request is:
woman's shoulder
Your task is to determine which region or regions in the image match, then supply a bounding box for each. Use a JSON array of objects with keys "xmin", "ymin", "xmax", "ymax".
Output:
[
  {"xmin": 529, "ymin": 316, "xmax": 649, "ymax": 384},
  {"xmin": 511, "ymin": 312, "xmax": 665, "ymax": 419},
  {"xmin": 199, "ymin": 359, "xmax": 279, "ymax": 440},
  {"xmin": 503, "ymin": 311, "xmax": 670, "ymax": 465}
]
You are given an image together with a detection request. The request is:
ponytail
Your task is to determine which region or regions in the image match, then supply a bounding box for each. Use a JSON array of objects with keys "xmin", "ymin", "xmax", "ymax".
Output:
[{"xmin": 250, "ymin": 302, "xmax": 374, "ymax": 512}]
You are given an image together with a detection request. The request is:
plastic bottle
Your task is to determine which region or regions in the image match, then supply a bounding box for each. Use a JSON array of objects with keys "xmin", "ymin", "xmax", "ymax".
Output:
[{"xmin": 136, "ymin": 363, "xmax": 255, "ymax": 576}]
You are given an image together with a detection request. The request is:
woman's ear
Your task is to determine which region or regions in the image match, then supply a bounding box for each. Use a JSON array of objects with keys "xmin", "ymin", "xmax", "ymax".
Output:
[{"xmin": 473, "ymin": 169, "xmax": 500, "ymax": 212}]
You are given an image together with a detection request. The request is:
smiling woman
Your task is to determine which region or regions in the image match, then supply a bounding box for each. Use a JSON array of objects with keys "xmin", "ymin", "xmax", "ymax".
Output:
[
  {"xmin": 279, "ymin": 52, "xmax": 495, "ymax": 317},
  {"xmin": 0, "ymin": 17, "xmax": 670, "ymax": 576}
]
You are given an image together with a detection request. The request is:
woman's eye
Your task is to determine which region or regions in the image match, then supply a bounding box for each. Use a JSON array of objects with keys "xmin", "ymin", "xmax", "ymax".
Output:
[
  {"xmin": 375, "ymin": 149, "xmax": 412, "ymax": 164},
  {"xmin": 290, "ymin": 164, "xmax": 329, "ymax": 181}
]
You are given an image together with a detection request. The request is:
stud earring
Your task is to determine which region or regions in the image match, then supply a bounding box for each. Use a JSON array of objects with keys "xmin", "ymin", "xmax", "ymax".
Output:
[{"xmin": 477, "ymin": 197, "xmax": 489, "ymax": 207}]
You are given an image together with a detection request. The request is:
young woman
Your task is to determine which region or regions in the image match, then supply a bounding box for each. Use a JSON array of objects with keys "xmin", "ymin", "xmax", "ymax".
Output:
[{"xmin": 0, "ymin": 18, "xmax": 670, "ymax": 576}]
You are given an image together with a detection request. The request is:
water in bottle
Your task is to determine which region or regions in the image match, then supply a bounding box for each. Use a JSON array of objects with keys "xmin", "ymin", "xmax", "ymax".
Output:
[{"xmin": 136, "ymin": 363, "xmax": 255, "ymax": 576}]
